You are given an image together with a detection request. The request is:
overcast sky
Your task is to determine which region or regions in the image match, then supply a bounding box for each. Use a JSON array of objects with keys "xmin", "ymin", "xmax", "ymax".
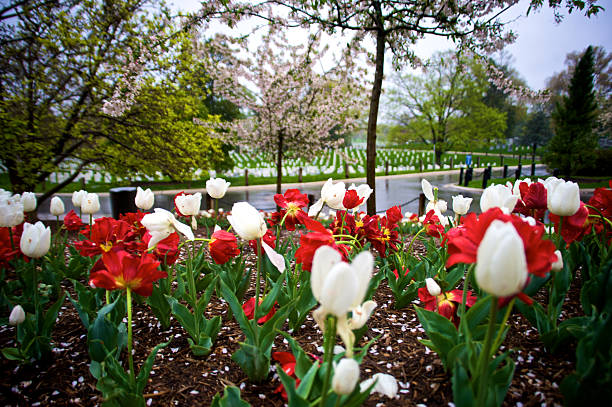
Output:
[{"xmin": 173, "ymin": 0, "xmax": 612, "ymax": 91}]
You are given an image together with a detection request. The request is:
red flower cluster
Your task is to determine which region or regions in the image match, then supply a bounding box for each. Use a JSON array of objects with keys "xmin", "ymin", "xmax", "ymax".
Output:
[
  {"xmin": 74, "ymin": 217, "xmax": 146, "ymax": 257},
  {"xmin": 249, "ymin": 229, "xmax": 276, "ymax": 256},
  {"xmin": 0, "ymin": 227, "xmax": 21, "ymax": 268},
  {"xmin": 586, "ymin": 181, "xmax": 612, "ymax": 242},
  {"xmin": 295, "ymin": 217, "xmax": 346, "ymax": 271},
  {"xmin": 423, "ymin": 210, "xmax": 445, "ymax": 238},
  {"xmin": 64, "ymin": 210, "xmax": 84, "ymax": 231}
]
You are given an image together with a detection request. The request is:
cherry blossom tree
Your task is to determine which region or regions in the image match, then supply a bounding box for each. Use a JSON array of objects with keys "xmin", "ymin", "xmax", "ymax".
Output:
[
  {"xmin": 195, "ymin": 0, "xmax": 602, "ymax": 214},
  {"xmin": 203, "ymin": 29, "xmax": 367, "ymax": 194}
]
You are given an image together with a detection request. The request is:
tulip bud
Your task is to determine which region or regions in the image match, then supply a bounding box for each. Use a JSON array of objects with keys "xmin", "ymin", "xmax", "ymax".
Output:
[
  {"xmin": 332, "ymin": 358, "xmax": 360, "ymax": 395},
  {"xmin": 9, "ymin": 305, "xmax": 25, "ymax": 326},
  {"xmin": 227, "ymin": 202, "xmax": 267, "ymax": 241},
  {"xmin": 206, "ymin": 177, "xmax": 231, "ymax": 199},
  {"xmin": 21, "ymin": 192, "xmax": 37, "ymax": 212},
  {"xmin": 547, "ymin": 180, "xmax": 580, "ymax": 217},
  {"xmin": 551, "ymin": 250, "xmax": 563, "ymax": 271},
  {"xmin": 50, "ymin": 196, "xmax": 65, "ymax": 216},
  {"xmin": 135, "ymin": 187, "xmax": 154, "ymax": 210},
  {"xmin": 476, "ymin": 220, "xmax": 528, "ymax": 297},
  {"xmin": 81, "ymin": 193, "xmax": 100, "ymax": 215},
  {"xmin": 20, "ymin": 221, "xmax": 51, "ymax": 258},
  {"xmin": 452, "ymin": 194, "xmax": 473, "ymax": 215},
  {"xmin": 425, "ymin": 278, "xmax": 441, "ymax": 297},
  {"xmin": 72, "ymin": 190, "xmax": 87, "ymax": 208}
]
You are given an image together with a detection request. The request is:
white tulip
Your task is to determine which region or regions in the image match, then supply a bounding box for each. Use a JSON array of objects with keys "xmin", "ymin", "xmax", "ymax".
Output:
[
  {"xmin": 425, "ymin": 278, "xmax": 441, "ymax": 297},
  {"xmin": 50, "ymin": 196, "xmax": 65, "ymax": 216},
  {"xmin": 175, "ymin": 192, "xmax": 202, "ymax": 230},
  {"xmin": 141, "ymin": 208, "xmax": 194, "ymax": 248},
  {"xmin": 9, "ymin": 305, "xmax": 25, "ymax": 326},
  {"xmin": 227, "ymin": 202, "xmax": 267, "ymax": 241},
  {"xmin": 332, "ymin": 358, "xmax": 360, "ymax": 395},
  {"xmin": 480, "ymin": 184, "xmax": 519, "ymax": 214},
  {"xmin": 551, "ymin": 250, "xmax": 564, "ymax": 271},
  {"xmin": 81, "ymin": 193, "xmax": 100, "ymax": 215},
  {"xmin": 311, "ymin": 246, "xmax": 375, "ymax": 356},
  {"xmin": 0, "ymin": 197, "xmax": 24, "ymax": 227},
  {"xmin": 175, "ymin": 192, "xmax": 201, "ymax": 216},
  {"xmin": 206, "ymin": 177, "xmax": 231, "ymax": 199},
  {"xmin": 72, "ymin": 190, "xmax": 87, "ymax": 208},
  {"xmin": 134, "ymin": 187, "xmax": 154, "ymax": 210},
  {"xmin": 547, "ymin": 180, "xmax": 580, "ymax": 217},
  {"xmin": 476, "ymin": 220, "xmax": 528, "ymax": 297},
  {"xmin": 360, "ymin": 373, "xmax": 398, "ymax": 398},
  {"xmin": 452, "ymin": 194, "xmax": 473, "ymax": 215},
  {"xmin": 21, "ymin": 192, "xmax": 37, "ymax": 212},
  {"xmin": 20, "ymin": 221, "xmax": 51, "ymax": 258},
  {"xmin": 309, "ymin": 179, "xmax": 346, "ymax": 216}
]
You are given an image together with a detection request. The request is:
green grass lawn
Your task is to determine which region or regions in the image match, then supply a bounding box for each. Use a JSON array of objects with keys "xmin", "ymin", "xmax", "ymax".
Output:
[{"xmin": 0, "ymin": 153, "xmax": 541, "ymax": 194}]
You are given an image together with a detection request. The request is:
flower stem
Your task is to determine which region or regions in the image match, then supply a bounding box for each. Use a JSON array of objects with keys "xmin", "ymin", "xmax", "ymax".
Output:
[
  {"xmin": 406, "ymin": 228, "xmax": 426, "ymax": 254},
  {"xmin": 254, "ymin": 238, "xmax": 262, "ymax": 318},
  {"xmin": 557, "ymin": 216, "xmax": 564, "ymax": 249},
  {"xmin": 320, "ymin": 315, "xmax": 337, "ymax": 407},
  {"xmin": 8, "ymin": 227, "xmax": 15, "ymax": 251},
  {"xmin": 89, "ymin": 214, "xmax": 92, "ymax": 228},
  {"xmin": 32, "ymin": 258, "xmax": 39, "ymax": 320},
  {"xmin": 475, "ymin": 296, "xmax": 499, "ymax": 407},
  {"xmin": 126, "ymin": 287, "xmax": 135, "ymax": 386}
]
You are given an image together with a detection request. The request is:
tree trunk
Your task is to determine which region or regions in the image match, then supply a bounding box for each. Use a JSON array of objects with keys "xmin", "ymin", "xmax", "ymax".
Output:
[
  {"xmin": 276, "ymin": 132, "xmax": 283, "ymax": 195},
  {"xmin": 366, "ymin": 28, "xmax": 386, "ymax": 215}
]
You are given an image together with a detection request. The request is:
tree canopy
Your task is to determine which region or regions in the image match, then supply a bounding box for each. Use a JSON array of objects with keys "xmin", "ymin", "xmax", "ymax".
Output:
[
  {"xmin": 386, "ymin": 51, "xmax": 506, "ymax": 162},
  {"xmin": 0, "ymin": 0, "xmax": 232, "ymax": 201},
  {"xmin": 546, "ymin": 46, "xmax": 599, "ymax": 177}
]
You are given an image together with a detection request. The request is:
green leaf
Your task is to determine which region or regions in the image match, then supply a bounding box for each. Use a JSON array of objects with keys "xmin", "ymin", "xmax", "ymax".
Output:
[
  {"xmin": 231, "ymin": 342, "xmax": 270, "ymax": 382},
  {"xmin": 276, "ymin": 363, "xmax": 310, "ymax": 407},
  {"xmin": 1, "ymin": 347, "xmax": 25, "ymax": 362},
  {"xmin": 147, "ymin": 283, "xmax": 171, "ymax": 329},
  {"xmin": 42, "ymin": 291, "xmax": 66, "ymax": 336},
  {"xmin": 136, "ymin": 338, "xmax": 172, "ymax": 394},
  {"xmin": 451, "ymin": 361, "xmax": 474, "ymax": 407},
  {"xmin": 278, "ymin": 331, "xmax": 313, "ymax": 378},
  {"xmin": 167, "ymin": 296, "xmax": 196, "ymax": 338},
  {"xmin": 219, "ymin": 279, "xmax": 256, "ymax": 342},
  {"xmin": 210, "ymin": 386, "xmax": 251, "ymax": 407}
]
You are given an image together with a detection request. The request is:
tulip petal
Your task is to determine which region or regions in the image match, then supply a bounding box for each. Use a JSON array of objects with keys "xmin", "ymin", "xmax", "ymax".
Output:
[
  {"xmin": 262, "ymin": 241, "xmax": 286, "ymax": 273},
  {"xmin": 311, "ymin": 245, "xmax": 342, "ymax": 302}
]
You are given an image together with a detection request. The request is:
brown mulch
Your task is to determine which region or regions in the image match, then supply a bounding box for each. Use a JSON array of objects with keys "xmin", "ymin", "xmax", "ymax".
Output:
[{"xmin": 0, "ymin": 228, "xmax": 581, "ymax": 407}]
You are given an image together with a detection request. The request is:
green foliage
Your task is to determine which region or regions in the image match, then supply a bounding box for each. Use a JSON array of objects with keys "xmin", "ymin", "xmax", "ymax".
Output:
[
  {"xmin": 546, "ymin": 46, "xmax": 599, "ymax": 177},
  {"xmin": 387, "ymin": 51, "xmax": 507, "ymax": 163},
  {"xmin": 0, "ymin": 0, "xmax": 233, "ymax": 197},
  {"xmin": 210, "ymin": 386, "xmax": 252, "ymax": 407},
  {"xmin": 219, "ymin": 276, "xmax": 294, "ymax": 382}
]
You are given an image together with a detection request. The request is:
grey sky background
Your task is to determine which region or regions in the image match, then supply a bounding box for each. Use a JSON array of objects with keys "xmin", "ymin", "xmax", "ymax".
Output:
[{"xmin": 173, "ymin": 0, "xmax": 612, "ymax": 91}]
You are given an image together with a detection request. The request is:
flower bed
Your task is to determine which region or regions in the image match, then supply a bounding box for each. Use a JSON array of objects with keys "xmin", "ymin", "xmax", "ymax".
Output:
[{"xmin": 0, "ymin": 178, "xmax": 610, "ymax": 406}]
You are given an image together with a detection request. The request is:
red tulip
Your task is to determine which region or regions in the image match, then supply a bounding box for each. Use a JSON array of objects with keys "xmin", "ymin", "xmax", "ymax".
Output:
[
  {"xmin": 209, "ymin": 230, "xmax": 240, "ymax": 264},
  {"xmin": 89, "ymin": 250, "xmax": 165, "ymax": 297}
]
